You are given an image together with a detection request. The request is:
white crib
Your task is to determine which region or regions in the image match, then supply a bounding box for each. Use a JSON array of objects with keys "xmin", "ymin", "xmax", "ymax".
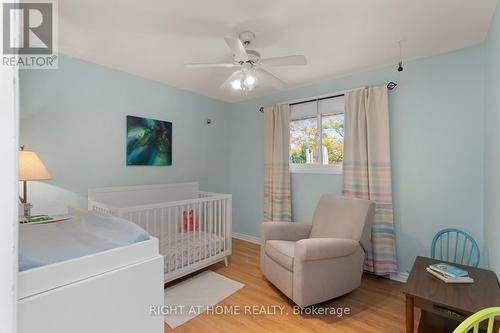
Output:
[{"xmin": 88, "ymin": 182, "xmax": 232, "ymax": 283}]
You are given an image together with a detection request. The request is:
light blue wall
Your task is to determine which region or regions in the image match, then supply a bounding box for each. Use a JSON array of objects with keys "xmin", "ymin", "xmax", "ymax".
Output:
[
  {"xmin": 230, "ymin": 46, "xmax": 485, "ymax": 273},
  {"xmin": 20, "ymin": 55, "xmax": 232, "ymax": 215},
  {"xmin": 484, "ymin": 1, "xmax": 500, "ymax": 277}
]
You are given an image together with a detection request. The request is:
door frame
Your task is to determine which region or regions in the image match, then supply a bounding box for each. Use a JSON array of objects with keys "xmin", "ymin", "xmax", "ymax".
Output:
[{"xmin": 0, "ymin": 0, "xmax": 20, "ymax": 330}]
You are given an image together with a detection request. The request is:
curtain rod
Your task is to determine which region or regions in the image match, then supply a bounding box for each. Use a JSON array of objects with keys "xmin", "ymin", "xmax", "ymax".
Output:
[{"xmin": 258, "ymin": 81, "xmax": 398, "ymax": 112}]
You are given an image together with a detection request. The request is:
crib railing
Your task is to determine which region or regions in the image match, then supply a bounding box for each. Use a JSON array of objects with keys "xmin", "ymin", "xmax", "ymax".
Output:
[{"xmin": 89, "ymin": 191, "xmax": 232, "ymax": 282}]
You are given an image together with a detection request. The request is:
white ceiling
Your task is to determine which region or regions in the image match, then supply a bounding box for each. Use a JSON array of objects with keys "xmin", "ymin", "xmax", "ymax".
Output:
[{"xmin": 59, "ymin": 0, "xmax": 497, "ymax": 103}]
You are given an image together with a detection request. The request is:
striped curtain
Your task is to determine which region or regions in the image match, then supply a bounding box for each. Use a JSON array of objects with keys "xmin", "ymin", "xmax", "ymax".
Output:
[
  {"xmin": 263, "ymin": 105, "xmax": 292, "ymax": 222},
  {"xmin": 342, "ymin": 86, "xmax": 397, "ymax": 275}
]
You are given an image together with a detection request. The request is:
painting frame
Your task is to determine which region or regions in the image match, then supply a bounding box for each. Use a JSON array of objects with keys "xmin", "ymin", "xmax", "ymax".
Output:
[{"xmin": 126, "ymin": 115, "xmax": 172, "ymax": 166}]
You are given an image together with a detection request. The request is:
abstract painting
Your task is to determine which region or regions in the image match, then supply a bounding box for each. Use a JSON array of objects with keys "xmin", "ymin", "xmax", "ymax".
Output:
[{"xmin": 126, "ymin": 115, "xmax": 172, "ymax": 166}]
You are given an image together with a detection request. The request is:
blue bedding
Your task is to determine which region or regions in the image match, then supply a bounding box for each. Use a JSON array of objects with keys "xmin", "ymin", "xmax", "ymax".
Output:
[{"xmin": 19, "ymin": 209, "xmax": 149, "ymax": 271}]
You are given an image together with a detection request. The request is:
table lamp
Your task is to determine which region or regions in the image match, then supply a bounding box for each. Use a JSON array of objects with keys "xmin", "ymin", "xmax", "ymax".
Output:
[{"xmin": 19, "ymin": 146, "xmax": 51, "ymax": 217}]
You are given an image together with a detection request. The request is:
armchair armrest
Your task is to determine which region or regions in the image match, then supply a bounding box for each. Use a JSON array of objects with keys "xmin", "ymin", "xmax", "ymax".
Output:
[
  {"xmin": 260, "ymin": 222, "xmax": 312, "ymax": 245},
  {"xmin": 294, "ymin": 238, "xmax": 360, "ymax": 262}
]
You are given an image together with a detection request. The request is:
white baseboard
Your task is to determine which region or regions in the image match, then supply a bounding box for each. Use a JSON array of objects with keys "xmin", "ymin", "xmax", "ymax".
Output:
[
  {"xmin": 389, "ymin": 271, "xmax": 409, "ymax": 283},
  {"xmin": 232, "ymin": 232, "xmax": 260, "ymax": 245}
]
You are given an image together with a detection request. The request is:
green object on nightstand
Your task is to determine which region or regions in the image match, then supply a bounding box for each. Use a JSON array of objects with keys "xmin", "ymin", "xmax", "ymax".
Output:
[
  {"xmin": 19, "ymin": 215, "xmax": 52, "ymax": 224},
  {"xmin": 19, "ymin": 215, "xmax": 72, "ymax": 224}
]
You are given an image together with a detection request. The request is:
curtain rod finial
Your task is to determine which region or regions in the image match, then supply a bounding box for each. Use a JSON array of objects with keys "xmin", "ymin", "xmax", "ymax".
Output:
[{"xmin": 387, "ymin": 82, "xmax": 398, "ymax": 90}]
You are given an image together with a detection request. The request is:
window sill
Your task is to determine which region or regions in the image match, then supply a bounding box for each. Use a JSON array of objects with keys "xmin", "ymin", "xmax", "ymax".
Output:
[{"xmin": 290, "ymin": 164, "xmax": 342, "ymax": 175}]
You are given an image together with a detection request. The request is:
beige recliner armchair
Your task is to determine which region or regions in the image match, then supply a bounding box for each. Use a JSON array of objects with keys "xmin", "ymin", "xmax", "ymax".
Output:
[{"xmin": 260, "ymin": 195, "xmax": 375, "ymax": 308}]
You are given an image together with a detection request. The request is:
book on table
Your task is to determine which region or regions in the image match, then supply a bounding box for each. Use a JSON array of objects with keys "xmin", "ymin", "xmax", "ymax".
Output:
[
  {"xmin": 429, "ymin": 263, "xmax": 469, "ymax": 277},
  {"xmin": 426, "ymin": 263, "xmax": 474, "ymax": 284}
]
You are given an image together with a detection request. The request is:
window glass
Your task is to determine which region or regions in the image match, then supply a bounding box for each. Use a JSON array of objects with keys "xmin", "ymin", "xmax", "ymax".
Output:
[
  {"xmin": 289, "ymin": 96, "xmax": 344, "ymax": 172},
  {"xmin": 289, "ymin": 117, "xmax": 319, "ymax": 164},
  {"xmin": 321, "ymin": 114, "xmax": 344, "ymax": 165}
]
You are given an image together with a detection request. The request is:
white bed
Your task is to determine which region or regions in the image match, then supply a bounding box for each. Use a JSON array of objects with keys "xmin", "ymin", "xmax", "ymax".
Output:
[{"xmin": 18, "ymin": 211, "xmax": 164, "ymax": 333}]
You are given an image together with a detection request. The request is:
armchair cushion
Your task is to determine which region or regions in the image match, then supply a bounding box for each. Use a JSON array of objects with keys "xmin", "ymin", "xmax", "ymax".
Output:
[
  {"xmin": 265, "ymin": 240, "xmax": 295, "ymax": 271},
  {"xmin": 310, "ymin": 195, "xmax": 375, "ymax": 251},
  {"xmin": 260, "ymin": 222, "xmax": 312, "ymax": 245},
  {"xmin": 294, "ymin": 238, "xmax": 359, "ymax": 262}
]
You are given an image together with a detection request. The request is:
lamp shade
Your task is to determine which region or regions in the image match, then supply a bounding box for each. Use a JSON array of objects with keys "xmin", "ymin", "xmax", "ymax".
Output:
[{"xmin": 19, "ymin": 150, "xmax": 51, "ymax": 181}]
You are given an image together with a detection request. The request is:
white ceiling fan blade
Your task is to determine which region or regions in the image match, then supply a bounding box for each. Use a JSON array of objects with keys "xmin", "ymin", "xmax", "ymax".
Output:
[
  {"xmin": 185, "ymin": 63, "xmax": 238, "ymax": 68},
  {"xmin": 256, "ymin": 69, "xmax": 286, "ymax": 89},
  {"xmin": 224, "ymin": 37, "xmax": 249, "ymax": 62},
  {"xmin": 259, "ymin": 55, "xmax": 307, "ymax": 67},
  {"xmin": 220, "ymin": 70, "xmax": 243, "ymax": 88}
]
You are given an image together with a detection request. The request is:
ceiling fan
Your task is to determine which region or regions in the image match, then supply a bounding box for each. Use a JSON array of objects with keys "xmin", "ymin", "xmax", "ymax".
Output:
[{"xmin": 185, "ymin": 31, "xmax": 307, "ymax": 92}]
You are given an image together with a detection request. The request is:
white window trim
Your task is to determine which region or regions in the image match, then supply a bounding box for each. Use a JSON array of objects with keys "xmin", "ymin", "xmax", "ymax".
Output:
[{"xmin": 290, "ymin": 163, "xmax": 342, "ymax": 175}]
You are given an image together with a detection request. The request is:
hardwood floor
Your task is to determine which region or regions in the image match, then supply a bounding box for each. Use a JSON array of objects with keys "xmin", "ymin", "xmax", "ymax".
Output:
[{"xmin": 164, "ymin": 239, "xmax": 419, "ymax": 332}]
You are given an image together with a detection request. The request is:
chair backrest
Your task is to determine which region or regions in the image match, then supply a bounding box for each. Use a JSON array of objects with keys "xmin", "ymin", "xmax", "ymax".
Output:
[
  {"xmin": 452, "ymin": 307, "xmax": 500, "ymax": 333},
  {"xmin": 310, "ymin": 195, "xmax": 376, "ymax": 251},
  {"xmin": 431, "ymin": 228, "xmax": 480, "ymax": 267}
]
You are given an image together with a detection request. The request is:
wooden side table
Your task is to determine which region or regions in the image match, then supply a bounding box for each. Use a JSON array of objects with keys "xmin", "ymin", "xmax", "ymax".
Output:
[{"xmin": 403, "ymin": 256, "xmax": 500, "ymax": 333}]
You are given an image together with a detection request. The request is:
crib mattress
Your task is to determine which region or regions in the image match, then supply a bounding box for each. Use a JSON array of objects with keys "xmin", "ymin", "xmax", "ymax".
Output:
[{"xmin": 161, "ymin": 231, "xmax": 225, "ymax": 272}]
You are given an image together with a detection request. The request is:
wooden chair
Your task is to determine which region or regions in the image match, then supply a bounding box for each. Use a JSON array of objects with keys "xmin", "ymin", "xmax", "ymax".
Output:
[
  {"xmin": 453, "ymin": 307, "xmax": 500, "ymax": 333},
  {"xmin": 431, "ymin": 228, "xmax": 480, "ymax": 267}
]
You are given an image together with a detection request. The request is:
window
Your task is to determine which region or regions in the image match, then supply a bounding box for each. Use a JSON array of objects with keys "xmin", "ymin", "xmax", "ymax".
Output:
[{"xmin": 289, "ymin": 96, "xmax": 344, "ymax": 174}]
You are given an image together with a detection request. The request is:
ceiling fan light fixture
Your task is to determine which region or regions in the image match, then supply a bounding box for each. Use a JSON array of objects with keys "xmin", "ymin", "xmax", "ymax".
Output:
[
  {"xmin": 230, "ymin": 79, "xmax": 242, "ymax": 90},
  {"xmin": 188, "ymin": 32, "xmax": 307, "ymax": 93},
  {"xmin": 244, "ymin": 73, "xmax": 256, "ymax": 87}
]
